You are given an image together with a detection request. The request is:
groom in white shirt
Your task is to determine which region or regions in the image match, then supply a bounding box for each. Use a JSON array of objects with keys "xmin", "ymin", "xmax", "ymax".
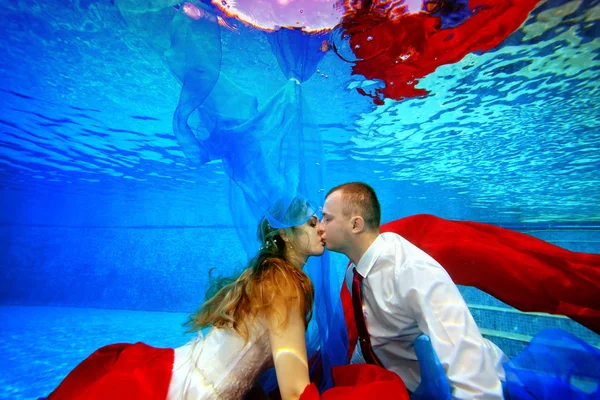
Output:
[{"xmin": 320, "ymin": 182, "xmax": 507, "ymax": 399}]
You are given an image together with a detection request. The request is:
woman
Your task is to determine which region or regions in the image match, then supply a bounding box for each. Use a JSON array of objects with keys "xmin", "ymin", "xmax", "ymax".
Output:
[{"xmin": 46, "ymin": 200, "xmax": 324, "ymax": 400}]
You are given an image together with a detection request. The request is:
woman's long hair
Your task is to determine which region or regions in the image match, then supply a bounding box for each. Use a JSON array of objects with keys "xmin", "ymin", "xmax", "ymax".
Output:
[{"xmin": 185, "ymin": 215, "xmax": 315, "ymax": 342}]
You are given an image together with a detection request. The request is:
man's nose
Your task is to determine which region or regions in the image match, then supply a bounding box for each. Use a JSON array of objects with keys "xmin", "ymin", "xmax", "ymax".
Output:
[{"xmin": 318, "ymin": 221, "xmax": 325, "ymax": 234}]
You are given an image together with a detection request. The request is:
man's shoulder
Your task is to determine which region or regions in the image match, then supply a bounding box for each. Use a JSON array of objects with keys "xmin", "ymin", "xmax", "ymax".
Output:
[
  {"xmin": 378, "ymin": 232, "xmax": 444, "ymax": 270},
  {"xmin": 372, "ymin": 232, "xmax": 409, "ymax": 266},
  {"xmin": 379, "ymin": 231, "xmax": 404, "ymax": 244},
  {"xmin": 379, "ymin": 231, "xmax": 413, "ymax": 252}
]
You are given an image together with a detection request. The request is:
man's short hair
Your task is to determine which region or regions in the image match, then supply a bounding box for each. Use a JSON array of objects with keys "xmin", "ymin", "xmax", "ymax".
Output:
[{"xmin": 326, "ymin": 182, "xmax": 381, "ymax": 230}]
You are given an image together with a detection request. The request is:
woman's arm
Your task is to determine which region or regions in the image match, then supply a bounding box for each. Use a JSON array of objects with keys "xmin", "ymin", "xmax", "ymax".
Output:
[{"xmin": 268, "ymin": 304, "xmax": 311, "ymax": 400}]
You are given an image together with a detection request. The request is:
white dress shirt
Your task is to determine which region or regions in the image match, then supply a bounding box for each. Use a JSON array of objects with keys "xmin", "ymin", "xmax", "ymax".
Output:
[{"xmin": 348, "ymin": 232, "xmax": 507, "ymax": 399}]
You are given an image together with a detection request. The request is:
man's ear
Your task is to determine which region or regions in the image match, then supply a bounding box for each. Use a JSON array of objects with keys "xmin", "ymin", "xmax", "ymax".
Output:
[{"xmin": 351, "ymin": 216, "xmax": 365, "ymax": 233}]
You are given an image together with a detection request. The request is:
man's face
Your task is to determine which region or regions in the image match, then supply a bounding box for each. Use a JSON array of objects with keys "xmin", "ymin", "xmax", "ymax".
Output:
[{"xmin": 320, "ymin": 190, "xmax": 352, "ymax": 254}]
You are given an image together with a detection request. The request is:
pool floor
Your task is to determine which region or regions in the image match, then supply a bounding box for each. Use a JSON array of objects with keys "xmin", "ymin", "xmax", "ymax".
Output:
[{"xmin": 0, "ymin": 306, "xmax": 195, "ymax": 400}]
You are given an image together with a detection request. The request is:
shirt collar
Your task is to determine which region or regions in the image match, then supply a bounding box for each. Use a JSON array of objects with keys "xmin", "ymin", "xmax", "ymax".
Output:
[{"xmin": 353, "ymin": 234, "xmax": 385, "ymax": 278}]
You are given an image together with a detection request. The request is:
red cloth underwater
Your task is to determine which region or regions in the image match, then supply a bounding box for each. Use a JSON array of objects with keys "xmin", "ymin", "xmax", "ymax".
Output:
[
  {"xmin": 381, "ymin": 214, "xmax": 600, "ymax": 334},
  {"xmin": 46, "ymin": 343, "xmax": 174, "ymax": 400},
  {"xmin": 46, "ymin": 342, "xmax": 407, "ymax": 400},
  {"xmin": 300, "ymin": 364, "xmax": 410, "ymax": 400}
]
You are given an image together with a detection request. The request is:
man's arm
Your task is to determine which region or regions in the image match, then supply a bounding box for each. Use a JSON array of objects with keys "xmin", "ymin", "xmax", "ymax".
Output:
[{"xmin": 404, "ymin": 261, "xmax": 505, "ymax": 399}]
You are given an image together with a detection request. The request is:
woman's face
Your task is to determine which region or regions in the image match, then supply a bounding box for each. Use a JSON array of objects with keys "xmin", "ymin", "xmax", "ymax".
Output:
[{"xmin": 289, "ymin": 214, "xmax": 325, "ymax": 257}]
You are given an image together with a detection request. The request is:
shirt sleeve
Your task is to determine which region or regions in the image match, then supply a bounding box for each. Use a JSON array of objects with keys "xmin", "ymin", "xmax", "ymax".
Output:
[{"xmin": 401, "ymin": 257, "xmax": 505, "ymax": 400}]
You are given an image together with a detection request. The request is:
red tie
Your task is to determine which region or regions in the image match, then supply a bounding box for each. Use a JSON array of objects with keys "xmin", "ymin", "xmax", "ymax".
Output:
[{"xmin": 352, "ymin": 268, "xmax": 383, "ymax": 367}]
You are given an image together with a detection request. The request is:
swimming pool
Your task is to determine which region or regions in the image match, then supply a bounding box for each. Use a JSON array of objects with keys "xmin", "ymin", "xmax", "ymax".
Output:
[{"xmin": 1, "ymin": 0, "xmax": 599, "ymax": 398}]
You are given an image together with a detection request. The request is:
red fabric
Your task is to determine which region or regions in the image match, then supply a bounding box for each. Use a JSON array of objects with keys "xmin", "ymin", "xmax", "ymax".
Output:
[
  {"xmin": 337, "ymin": 0, "xmax": 542, "ymax": 104},
  {"xmin": 381, "ymin": 214, "xmax": 600, "ymax": 334},
  {"xmin": 341, "ymin": 272, "xmax": 358, "ymax": 362},
  {"xmin": 300, "ymin": 364, "xmax": 410, "ymax": 400},
  {"xmin": 46, "ymin": 342, "xmax": 174, "ymax": 400},
  {"xmin": 300, "ymin": 383, "xmax": 321, "ymax": 400}
]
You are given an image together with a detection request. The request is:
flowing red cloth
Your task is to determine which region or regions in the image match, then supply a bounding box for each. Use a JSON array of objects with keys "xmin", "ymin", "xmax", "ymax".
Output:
[
  {"xmin": 300, "ymin": 364, "xmax": 410, "ymax": 400},
  {"xmin": 46, "ymin": 342, "xmax": 174, "ymax": 400},
  {"xmin": 338, "ymin": 0, "xmax": 542, "ymax": 104},
  {"xmin": 381, "ymin": 214, "xmax": 600, "ymax": 334}
]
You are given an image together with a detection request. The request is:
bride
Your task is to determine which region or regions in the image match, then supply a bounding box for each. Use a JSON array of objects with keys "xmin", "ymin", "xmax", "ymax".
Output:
[{"xmin": 46, "ymin": 198, "xmax": 323, "ymax": 399}]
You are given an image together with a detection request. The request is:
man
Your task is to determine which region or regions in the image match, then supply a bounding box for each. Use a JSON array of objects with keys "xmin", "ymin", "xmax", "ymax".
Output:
[{"xmin": 320, "ymin": 182, "xmax": 507, "ymax": 399}]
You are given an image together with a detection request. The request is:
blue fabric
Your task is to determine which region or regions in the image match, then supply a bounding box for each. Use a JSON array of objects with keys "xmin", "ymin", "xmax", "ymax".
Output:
[
  {"xmin": 503, "ymin": 329, "xmax": 600, "ymax": 400},
  {"xmin": 407, "ymin": 329, "xmax": 600, "ymax": 400},
  {"xmin": 266, "ymin": 27, "xmax": 328, "ymax": 83},
  {"xmin": 250, "ymin": 27, "xmax": 347, "ymax": 393},
  {"xmin": 412, "ymin": 334, "xmax": 452, "ymax": 400},
  {"xmin": 116, "ymin": 0, "xmax": 222, "ymax": 164},
  {"xmin": 423, "ymin": 0, "xmax": 472, "ymax": 29},
  {"xmin": 116, "ymin": 2, "xmax": 345, "ymax": 392}
]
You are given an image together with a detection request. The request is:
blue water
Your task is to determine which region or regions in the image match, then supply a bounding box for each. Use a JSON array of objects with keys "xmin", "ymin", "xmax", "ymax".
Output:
[
  {"xmin": 0, "ymin": 306, "xmax": 194, "ymax": 399},
  {"xmin": 1, "ymin": 0, "xmax": 599, "ymax": 399}
]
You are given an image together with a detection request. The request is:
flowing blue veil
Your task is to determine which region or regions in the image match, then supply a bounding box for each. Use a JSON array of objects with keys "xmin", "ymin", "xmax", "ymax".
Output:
[{"xmin": 115, "ymin": 0, "xmax": 347, "ymax": 392}]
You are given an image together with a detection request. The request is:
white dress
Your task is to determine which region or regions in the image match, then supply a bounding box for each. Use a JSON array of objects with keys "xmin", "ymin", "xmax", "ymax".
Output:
[{"xmin": 168, "ymin": 321, "xmax": 274, "ymax": 399}]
